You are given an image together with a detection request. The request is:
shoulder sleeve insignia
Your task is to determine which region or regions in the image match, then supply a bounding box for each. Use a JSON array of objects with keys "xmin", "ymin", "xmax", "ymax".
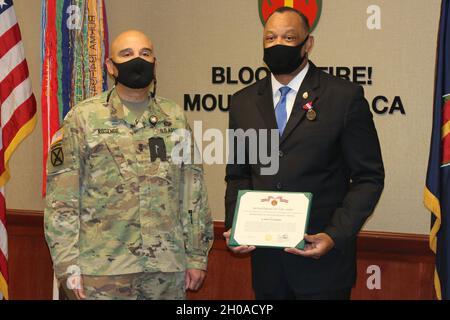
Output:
[
  {"xmin": 50, "ymin": 144, "xmax": 64, "ymax": 167},
  {"xmin": 50, "ymin": 128, "xmax": 64, "ymax": 146}
]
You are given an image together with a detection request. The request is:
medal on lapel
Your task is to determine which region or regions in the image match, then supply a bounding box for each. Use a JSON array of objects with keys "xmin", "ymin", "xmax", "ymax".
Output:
[{"xmin": 303, "ymin": 102, "xmax": 317, "ymax": 121}]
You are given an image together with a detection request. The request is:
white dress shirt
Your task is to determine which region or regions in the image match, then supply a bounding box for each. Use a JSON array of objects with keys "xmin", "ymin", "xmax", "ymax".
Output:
[{"xmin": 271, "ymin": 62, "xmax": 310, "ymax": 120}]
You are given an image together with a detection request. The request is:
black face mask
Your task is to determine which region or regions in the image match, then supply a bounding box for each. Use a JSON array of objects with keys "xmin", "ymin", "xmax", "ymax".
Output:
[
  {"xmin": 112, "ymin": 57, "xmax": 155, "ymax": 89},
  {"xmin": 263, "ymin": 35, "xmax": 309, "ymax": 75}
]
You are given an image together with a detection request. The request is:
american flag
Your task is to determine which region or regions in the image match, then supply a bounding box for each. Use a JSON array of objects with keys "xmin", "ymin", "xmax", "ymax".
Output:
[{"xmin": 0, "ymin": 0, "xmax": 37, "ymax": 300}]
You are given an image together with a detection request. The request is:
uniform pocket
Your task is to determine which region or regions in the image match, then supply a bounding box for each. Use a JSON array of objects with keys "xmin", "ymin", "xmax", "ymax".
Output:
[
  {"xmin": 85, "ymin": 138, "xmax": 135, "ymax": 187},
  {"xmin": 190, "ymin": 209, "xmax": 201, "ymax": 250},
  {"xmin": 96, "ymin": 134, "xmax": 139, "ymax": 180}
]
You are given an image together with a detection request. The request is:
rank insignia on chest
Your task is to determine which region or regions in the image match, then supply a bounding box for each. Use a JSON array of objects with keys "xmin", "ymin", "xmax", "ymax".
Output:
[{"xmin": 149, "ymin": 137, "xmax": 167, "ymax": 162}]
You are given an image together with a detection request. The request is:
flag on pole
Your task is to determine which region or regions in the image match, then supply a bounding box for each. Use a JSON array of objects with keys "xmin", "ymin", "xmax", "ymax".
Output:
[
  {"xmin": 0, "ymin": 0, "xmax": 38, "ymax": 300},
  {"xmin": 41, "ymin": 0, "xmax": 109, "ymax": 195},
  {"xmin": 424, "ymin": 0, "xmax": 450, "ymax": 301}
]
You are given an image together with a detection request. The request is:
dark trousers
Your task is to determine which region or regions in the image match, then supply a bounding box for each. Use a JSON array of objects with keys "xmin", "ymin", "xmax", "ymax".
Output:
[
  {"xmin": 254, "ymin": 285, "xmax": 352, "ymax": 300},
  {"xmin": 252, "ymin": 250, "xmax": 352, "ymax": 300}
]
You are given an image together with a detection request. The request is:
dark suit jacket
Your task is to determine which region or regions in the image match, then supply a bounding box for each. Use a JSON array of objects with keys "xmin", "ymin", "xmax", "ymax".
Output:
[{"xmin": 225, "ymin": 62, "xmax": 385, "ymax": 295}]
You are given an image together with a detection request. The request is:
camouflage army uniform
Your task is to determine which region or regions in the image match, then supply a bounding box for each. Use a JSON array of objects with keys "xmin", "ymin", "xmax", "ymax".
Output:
[
  {"xmin": 44, "ymin": 88, "xmax": 213, "ymax": 300},
  {"xmin": 81, "ymin": 272, "xmax": 185, "ymax": 300}
]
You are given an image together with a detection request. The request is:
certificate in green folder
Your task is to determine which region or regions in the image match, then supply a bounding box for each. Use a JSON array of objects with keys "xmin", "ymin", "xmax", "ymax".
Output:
[{"xmin": 229, "ymin": 190, "xmax": 312, "ymax": 249}]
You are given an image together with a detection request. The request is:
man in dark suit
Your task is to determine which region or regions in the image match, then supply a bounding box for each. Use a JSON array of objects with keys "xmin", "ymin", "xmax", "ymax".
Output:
[{"xmin": 223, "ymin": 7, "xmax": 384, "ymax": 300}]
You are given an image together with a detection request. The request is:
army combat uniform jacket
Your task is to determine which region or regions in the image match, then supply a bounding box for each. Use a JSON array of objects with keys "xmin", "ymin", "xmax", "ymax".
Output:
[{"xmin": 44, "ymin": 88, "xmax": 213, "ymax": 279}]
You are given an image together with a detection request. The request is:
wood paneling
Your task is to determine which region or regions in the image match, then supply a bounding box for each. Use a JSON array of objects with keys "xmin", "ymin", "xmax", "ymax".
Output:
[
  {"xmin": 6, "ymin": 211, "xmax": 435, "ymax": 300},
  {"xmin": 352, "ymin": 231, "xmax": 435, "ymax": 300},
  {"xmin": 187, "ymin": 224, "xmax": 254, "ymax": 300},
  {"xmin": 7, "ymin": 210, "xmax": 53, "ymax": 300}
]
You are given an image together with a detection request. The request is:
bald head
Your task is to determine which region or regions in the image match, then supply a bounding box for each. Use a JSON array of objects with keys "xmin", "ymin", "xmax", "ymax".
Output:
[
  {"xmin": 263, "ymin": 10, "xmax": 313, "ymax": 51},
  {"xmin": 110, "ymin": 30, "xmax": 154, "ymax": 62},
  {"xmin": 106, "ymin": 30, "xmax": 156, "ymax": 85},
  {"xmin": 264, "ymin": 11, "xmax": 309, "ymax": 45},
  {"xmin": 266, "ymin": 7, "xmax": 310, "ymax": 34}
]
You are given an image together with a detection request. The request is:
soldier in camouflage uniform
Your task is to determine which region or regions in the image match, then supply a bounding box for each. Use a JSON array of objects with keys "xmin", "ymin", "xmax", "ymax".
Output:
[{"xmin": 44, "ymin": 30, "xmax": 213, "ymax": 300}]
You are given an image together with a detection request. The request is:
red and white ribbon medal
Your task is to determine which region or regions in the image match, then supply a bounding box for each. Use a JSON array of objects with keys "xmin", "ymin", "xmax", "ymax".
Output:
[{"xmin": 303, "ymin": 102, "xmax": 317, "ymax": 121}]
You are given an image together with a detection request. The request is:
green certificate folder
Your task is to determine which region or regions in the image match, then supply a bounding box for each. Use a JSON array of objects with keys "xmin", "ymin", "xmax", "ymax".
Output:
[{"xmin": 229, "ymin": 190, "xmax": 312, "ymax": 250}]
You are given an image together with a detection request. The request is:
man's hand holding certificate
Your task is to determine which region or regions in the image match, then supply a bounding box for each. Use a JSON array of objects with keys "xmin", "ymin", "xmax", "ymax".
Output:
[{"xmin": 223, "ymin": 190, "xmax": 335, "ymax": 259}]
